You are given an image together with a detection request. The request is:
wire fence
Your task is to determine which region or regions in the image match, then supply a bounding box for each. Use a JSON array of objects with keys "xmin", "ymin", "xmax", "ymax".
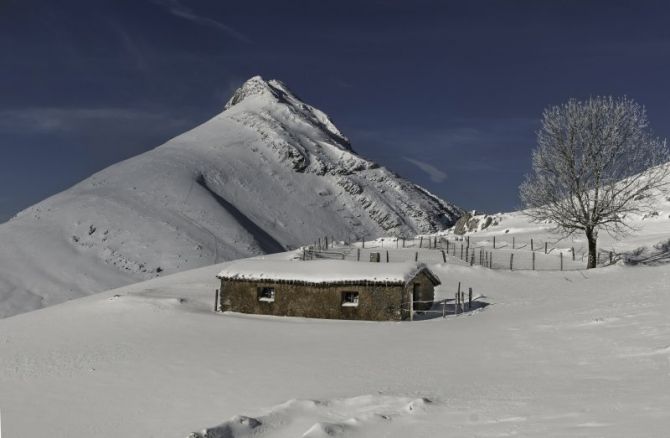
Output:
[
  {"xmin": 399, "ymin": 293, "xmax": 488, "ymax": 320},
  {"xmin": 303, "ymin": 246, "xmax": 469, "ymax": 265},
  {"xmin": 303, "ymin": 235, "xmax": 619, "ymax": 271},
  {"xmin": 439, "ymin": 244, "xmax": 586, "ymax": 271}
]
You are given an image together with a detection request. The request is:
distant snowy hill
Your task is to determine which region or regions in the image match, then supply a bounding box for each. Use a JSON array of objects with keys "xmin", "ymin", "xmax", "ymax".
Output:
[
  {"xmin": 0, "ymin": 76, "xmax": 462, "ymax": 318},
  {"xmin": 446, "ymin": 162, "xmax": 670, "ymax": 257}
]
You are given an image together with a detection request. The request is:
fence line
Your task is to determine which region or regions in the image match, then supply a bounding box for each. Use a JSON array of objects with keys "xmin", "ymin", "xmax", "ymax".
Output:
[{"xmin": 302, "ymin": 234, "xmax": 618, "ymax": 271}]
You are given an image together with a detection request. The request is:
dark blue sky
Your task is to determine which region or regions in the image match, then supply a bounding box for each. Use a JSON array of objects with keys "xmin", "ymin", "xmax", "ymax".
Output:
[{"xmin": 2, "ymin": 0, "xmax": 670, "ymax": 221}]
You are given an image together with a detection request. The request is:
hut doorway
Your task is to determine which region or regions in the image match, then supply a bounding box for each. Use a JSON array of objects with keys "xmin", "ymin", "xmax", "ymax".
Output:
[{"xmin": 412, "ymin": 282, "xmax": 431, "ymax": 312}]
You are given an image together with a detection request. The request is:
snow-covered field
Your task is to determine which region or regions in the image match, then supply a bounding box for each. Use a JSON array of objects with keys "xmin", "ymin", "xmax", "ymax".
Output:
[{"xmin": 1, "ymin": 235, "xmax": 670, "ymax": 436}]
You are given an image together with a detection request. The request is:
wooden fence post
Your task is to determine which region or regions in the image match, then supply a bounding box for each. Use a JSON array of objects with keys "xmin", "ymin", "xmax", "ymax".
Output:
[
  {"xmin": 357, "ymin": 248, "xmax": 360, "ymax": 261},
  {"xmin": 410, "ymin": 291, "xmax": 414, "ymax": 321},
  {"xmin": 403, "ymin": 238, "xmax": 406, "ymax": 248},
  {"xmin": 544, "ymin": 242, "xmax": 548, "ymax": 254},
  {"xmin": 493, "ymin": 236, "xmax": 496, "ymax": 249},
  {"xmin": 597, "ymin": 252, "xmax": 601, "ymax": 265},
  {"xmin": 470, "ymin": 252, "xmax": 474, "ymax": 266},
  {"xmin": 466, "ymin": 246, "xmax": 469, "ymax": 261},
  {"xmin": 441, "ymin": 250, "xmax": 446, "ymax": 262},
  {"xmin": 513, "ymin": 237, "xmax": 515, "ymax": 249},
  {"xmin": 560, "ymin": 252, "xmax": 563, "ymax": 271},
  {"xmin": 303, "ymin": 247, "xmax": 306, "ymax": 261},
  {"xmin": 446, "ymin": 240, "xmax": 450, "ymax": 252},
  {"xmin": 532, "ymin": 251, "xmax": 535, "ymax": 271},
  {"xmin": 415, "ymin": 251, "xmax": 418, "ymax": 262},
  {"xmin": 510, "ymin": 253, "xmax": 514, "ymax": 271},
  {"xmin": 572, "ymin": 247, "xmax": 575, "ymax": 261},
  {"xmin": 214, "ymin": 289, "xmax": 219, "ymax": 312},
  {"xmin": 460, "ymin": 244, "xmax": 464, "ymax": 260},
  {"xmin": 457, "ymin": 281, "xmax": 461, "ymax": 314},
  {"xmin": 468, "ymin": 287, "xmax": 473, "ymax": 310},
  {"xmin": 419, "ymin": 236, "xmax": 423, "ymax": 248},
  {"xmin": 531, "ymin": 238, "xmax": 534, "ymax": 251},
  {"xmin": 325, "ymin": 236, "xmax": 328, "ymax": 249},
  {"xmin": 386, "ymin": 250, "xmax": 389, "ymax": 263},
  {"xmin": 609, "ymin": 251, "xmax": 613, "ymax": 264}
]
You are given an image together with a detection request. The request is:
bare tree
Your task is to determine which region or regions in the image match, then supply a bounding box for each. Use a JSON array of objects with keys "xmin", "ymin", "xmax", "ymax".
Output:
[{"xmin": 520, "ymin": 96, "xmax": 669, "ymax": 268}]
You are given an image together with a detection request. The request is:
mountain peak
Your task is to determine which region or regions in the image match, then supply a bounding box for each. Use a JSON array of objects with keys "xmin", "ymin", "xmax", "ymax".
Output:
[
  {"xmin": 223, "ymin": 75, "xmax": 352, "ymax": 150},
  {"xmin": 224, "ymin": 75, "xmax": 290, "ymax": 110}
]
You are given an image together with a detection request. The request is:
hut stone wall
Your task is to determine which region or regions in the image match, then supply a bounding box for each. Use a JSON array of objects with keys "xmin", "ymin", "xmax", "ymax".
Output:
[{"xmin": 220, "ymin": 280, "xmax": 410, "ymax": 321}]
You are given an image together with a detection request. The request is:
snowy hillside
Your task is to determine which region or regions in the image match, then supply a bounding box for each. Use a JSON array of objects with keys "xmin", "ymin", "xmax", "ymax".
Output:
[
  {"xmin": 0, "ymin": 76, "xmax": 462, "ymax": 318},
  {"xmin": 2, "ymin": 172, "xmax": 669, "ymax": 437},
  {"xmin": 1, "ymin": 248, "xmax": 670, "ymax": 437},
  {"xmin": 443, "ymin": 162, "xmax": 670, "ymax": 267}
]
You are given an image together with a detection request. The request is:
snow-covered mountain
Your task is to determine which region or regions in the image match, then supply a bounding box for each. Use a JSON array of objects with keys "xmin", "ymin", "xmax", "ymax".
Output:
[{"xmin": 0, "ymin": 76, "xmax": 462, "ymax": 318}]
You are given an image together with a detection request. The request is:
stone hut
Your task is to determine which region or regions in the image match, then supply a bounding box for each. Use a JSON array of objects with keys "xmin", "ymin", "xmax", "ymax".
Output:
[{"xmin": 216, "ymin": 260, "xmax": 441, "ymax": 321}]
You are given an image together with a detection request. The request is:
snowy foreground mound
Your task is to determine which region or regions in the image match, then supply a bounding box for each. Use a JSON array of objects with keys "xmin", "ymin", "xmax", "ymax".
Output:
[
  {"xmin": 188, "ymin": 396, "xmax": 434, "ymax": 438},
  {"xmin": 1, "ymin": 248, "xmax": 670, "ymax": 437},
  {"xmin": 0, "ymin": 76, "xmax": 461, "ymax": 318}
]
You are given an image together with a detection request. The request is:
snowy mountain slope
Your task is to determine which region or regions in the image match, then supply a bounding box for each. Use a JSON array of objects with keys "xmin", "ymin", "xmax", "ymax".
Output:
[
  {"xmin": 0, "ymin": 76, "xmax": 462, "ymax": 318},
  {"xmin": 1, "ymin": 250, "xmax": 670, "ymax": 437}
]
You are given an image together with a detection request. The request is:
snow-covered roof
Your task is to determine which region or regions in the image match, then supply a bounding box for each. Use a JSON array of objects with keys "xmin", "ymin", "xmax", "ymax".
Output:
[{"xmin": 217, "ymin": 260, "xmax": 440, "ymax": 286}]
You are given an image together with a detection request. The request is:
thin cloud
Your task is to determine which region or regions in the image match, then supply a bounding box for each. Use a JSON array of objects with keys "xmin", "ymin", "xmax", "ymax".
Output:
[
  {"xmin": 403, "ymin": 157, "xmax": 447, "ymax": 183},
  {"xmin": 109, "ymin": 22, "xmax": 150, "ymax": 73},
  {"xmin": 152, "ymin": 0, "xmax": 252, "ymax": 43},
  {"xmin": 0, "ymin": 107, "xmax": 189, "ymax": 133}
]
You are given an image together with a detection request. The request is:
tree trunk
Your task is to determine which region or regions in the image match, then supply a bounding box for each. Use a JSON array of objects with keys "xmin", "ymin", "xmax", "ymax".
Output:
[{"xmin": 586, "ymin": 228, "xmax": 597, "ymax": 269}]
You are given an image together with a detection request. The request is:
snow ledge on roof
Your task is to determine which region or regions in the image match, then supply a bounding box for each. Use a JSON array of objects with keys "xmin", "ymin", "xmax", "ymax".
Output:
[{"xmin": 216, "ymin": 260, "xmax": 440, "ymax": 286}]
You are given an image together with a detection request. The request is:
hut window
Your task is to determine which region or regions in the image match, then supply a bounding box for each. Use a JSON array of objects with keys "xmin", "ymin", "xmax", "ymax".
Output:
[
  {"xmin": 341, "ymin": 291, "xmax": 359, "ymax": 307},
  {"xmin": 257, "ymin": 287, "xmax": 275, "ymax": 302}
]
